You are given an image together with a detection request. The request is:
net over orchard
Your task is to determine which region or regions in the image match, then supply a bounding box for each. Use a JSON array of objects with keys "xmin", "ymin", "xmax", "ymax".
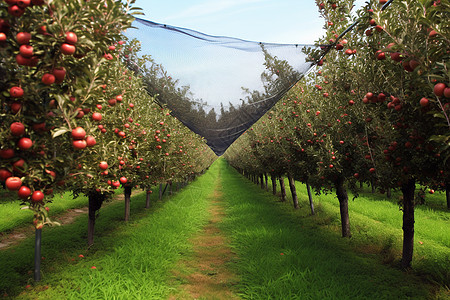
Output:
[{"xmin": 125, "ymin": 18, "xmax": 317, "ymax": 155}]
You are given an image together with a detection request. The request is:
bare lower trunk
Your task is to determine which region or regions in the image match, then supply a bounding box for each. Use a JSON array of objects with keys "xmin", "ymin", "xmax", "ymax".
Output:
[
  {"xmin": 124, "ymin": 185, "xmax": 132, "ymax": 222},
  {"xmin": 88, "ymin": 191, "xmax": 106, "ymax": 246},
  {"xmin": 371, "ymin": 178, "xmax": 376, "ymax": 193},
  {"xmin": 287, "ymin": 173, "xmax": 299, "ymax": 209},
  {"xmin": 271, "ymin": 174, "xmax": 277, "ymax": 195},
  {"xmin": 279, "ymin": 176, "xmax": 286, "ymax": 202},
  {"xmin": 264, "ymin": 173, "xmax": 268, "ymax": 190},
  {"xmin": 145, "ymin": 190, "xmax": 151, "ymax": 209},
  {"xmin": 34, "ymin": 228, "xmax": 42, "ymax": 282},
  {"xmin": 260, "ymin": 174, "xmax": 264, "ymax": 189},
  {"xmin": 335, "ymin": 177, "xmax": 351, "ymax": 237},
  {"xmin": 306, "ymin": 181, "xmax": 315, "ymax": 215},
  {"xmin": 169, "ymin": 182, "xmax": 173, "ymax": 195},
  {"xmin": 446, "ymin": 183, "xmax": 449, "ymax": 210},
  {"xmin": 159, "ymin": 183, "xmax": 163, "ymax": 200},
  {"xmin": 387, "ymin": 188, "xmax": 392, "ymax": 199},
  {"xmin": 401, "ymin": 178, "xmax": 415, "ymax": 268}
]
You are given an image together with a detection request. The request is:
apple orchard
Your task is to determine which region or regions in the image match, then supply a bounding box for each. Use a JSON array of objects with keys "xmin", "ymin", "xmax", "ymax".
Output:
[{"xmin": 0, "ymin": 0, "xmax": 449, "ymax": 284}]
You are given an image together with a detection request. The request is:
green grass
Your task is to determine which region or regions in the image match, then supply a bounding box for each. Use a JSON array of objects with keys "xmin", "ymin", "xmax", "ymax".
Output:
[
  {"xmin": 0, "ymin": 189, "xmax": 124, "ymax": 233},
  {"xmin": 0, "ymin": 165, "xmax": 217, "ymax": 299},
  {"xmin": 219, "ymin": 160, "xmax": 448, "ymax": 299}
]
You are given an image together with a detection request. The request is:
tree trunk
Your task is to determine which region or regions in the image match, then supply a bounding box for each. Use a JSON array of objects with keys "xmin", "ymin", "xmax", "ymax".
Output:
[
  {"xmin": 287, "ymin": 173, "xmax": 299, "ymax": 209},
  {"xmin": 169, "ymin": 182, "xmax": 173, "ymax": 195},
  {"xmin": 279, "ymin": 176, "xmax": 286, "ymax": 202},
  {"xmin": 159, "ymin": 183, "xmax": 163, "ymax": 200},
  {"xmin": 88, "ymin": 191, "xmax": 106, "ymax": 246},
  {"xmin": 34, "ymin": 228, "xmax": 42, "ymax": 282},
  {"xmin": 387, "ymin": 188, "xmax": 391, "ymax": 199},
  {"xmin": 271, "ymin": 174, "xmax": 277, "ymax": 195},
  {"xmin": 371, "ymin": 179, "xmax": 376, "ymax": 193},
  {"xmin": 145, "ymin": 190, "xmax": 151, "ymax": 209},
  {"xmin": 401, "ymin": 178, "xmax": 415, "ymax": 268},
  {"xmin": 256, "ymin": 175, "xmax": 259, "ymax": 185},
  {"xmin": 335, "ymin": 177, "xmax": 351, "ymax": 237},
  {"xmin": 264, "ymin": 173, "xmax": 268, "ymax": 191},
  {"xmin": 260, "ymin": 174, "xmax": 264, "ymax": 189},
  {"xmin": 124, "ymin": 185, "xmax": 132, "ymax": 222},
  {"xmin": 306, "ymin": 181, "xmax": 315, "ymax": 215},
  {"xmin": 446, "ymin": 183, "xmax": 449, "ymax": 210}
]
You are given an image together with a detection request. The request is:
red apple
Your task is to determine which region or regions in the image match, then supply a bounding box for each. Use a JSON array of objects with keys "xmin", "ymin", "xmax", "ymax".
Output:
[
  {"xmin": 92, "ymin": 112, "xmax": 102, "ymax": 121},
  {"xmin": 444, "ymin": 88, "xmax": 450, "ymax": 98},
  {"xmin": 17, "ymin": 0, "xmax": 31, "ymax": 8},
  {"xmin": 31, "ymin": 190, "xmax": 44, "ymax": 202},
  {"xmin": 72, "ymin": 139, "xmax": 87, "ymax": 149},
  {"xmin": 41, "ymin": 73, "xmax": 55, "ymax": 85},
  {"xmin": 52, "ymin": 67, "xmax": 66, "ymax": 83},
  {"xmin": 86, "ymin": 136, "xmax": 96, "ymax": 147},
  {"xmin": 0, "ymin": 148, "xmax": 15, "ymax": 159},
  {"xmin": 434, "ymin": 83, "xmax": 446, "ymax": 97},
  {"xmin": 61, "ymin": 43, "xmax": 76, "ymax": 55},
  {"xmin": 10, "ymin": 86, "xmax": 24, "ymax": 97},
  {"xmin": 17, "ymin": 186, "xmax": 31, "ymax": 199},
  {"xmin": 71, "ymin": 127, "xmax": 86, "ymax": 140},
  {"xmin": 17, "ymin": 137, "xmax": 33, "ymax": 150},
  {"xmin": 99, "ymin": 161, "xmax": 108, "ymax": 170},
  {"xmin": 419, "ymin": 97, "xmax": 429, "ymax": 107},
  {"xmin": 6, "ymin": 177, "xmax": 22, "ymax": 191},
  {"xmin": 10, "ymin": 122, "xmax": 25, "ymax": 136},
  {"xmin": 65, "ymin": 32, "xmax": 77, "ymax": 45},
  {"xmin": 120, "ymin": 177, "xmax": 127, "ymax": 184},
  {"xmin": 19, "ymin": 44, "xmax": 33, "ymax": 58},
  {"xmin": 0, "ymin": 169, "xmax": 12, "ymax": 181},
  {"xmin": 16, "ymin": 32, "xmax": 31, "ymax": 44},
  {"xmin": 8, "ymin": 5, "xmax": 25, "ymax": 17}
]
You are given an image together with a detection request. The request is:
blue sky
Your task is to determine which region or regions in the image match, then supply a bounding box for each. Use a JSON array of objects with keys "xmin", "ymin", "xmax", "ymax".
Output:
[{"xmin": 132, "ymin": 0, "xmax": 329, "ymax": 44}]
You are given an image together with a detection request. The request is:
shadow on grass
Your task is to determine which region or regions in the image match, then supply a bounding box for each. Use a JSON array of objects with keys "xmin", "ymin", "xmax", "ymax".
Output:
[{"xmin": 219, "ymin": 161, "xmax": 441, "ymax": 300}]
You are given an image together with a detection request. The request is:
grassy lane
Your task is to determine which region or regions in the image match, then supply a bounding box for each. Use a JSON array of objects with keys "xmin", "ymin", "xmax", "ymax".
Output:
[
  {"xmin": 1, "ymin": 165, "xmax": 217, "ymax": 299},
  {"xmin": 219, "ymin": 159, "xmax": 443, "ymax": 299}
]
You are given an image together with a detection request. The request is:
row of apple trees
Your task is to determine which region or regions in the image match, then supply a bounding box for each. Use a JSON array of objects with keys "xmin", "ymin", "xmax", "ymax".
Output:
[
  {"xmin": 0, "ymin": 0, "xmax": 215, "ymax": 250},
  {"xmin": 225, "ymin": 0, "xmax": 449, "ymax": 272}
]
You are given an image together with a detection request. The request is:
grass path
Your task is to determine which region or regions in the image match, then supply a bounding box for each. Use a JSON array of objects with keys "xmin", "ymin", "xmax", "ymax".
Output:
[{"xmin": 169, "ymin": 171, "xmax": 239, "ymax": 299}]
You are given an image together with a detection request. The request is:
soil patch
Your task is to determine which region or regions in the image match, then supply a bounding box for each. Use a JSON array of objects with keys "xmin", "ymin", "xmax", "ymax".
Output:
[{"xmin": 170, "ymin": 187, "xmax": 239, "ymax": 299}]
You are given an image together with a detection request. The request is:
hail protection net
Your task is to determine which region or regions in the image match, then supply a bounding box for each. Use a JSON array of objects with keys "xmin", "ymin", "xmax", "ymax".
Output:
[{"xmin": 125, "ymin": 18, "xmax": 317, "ymax": 155}]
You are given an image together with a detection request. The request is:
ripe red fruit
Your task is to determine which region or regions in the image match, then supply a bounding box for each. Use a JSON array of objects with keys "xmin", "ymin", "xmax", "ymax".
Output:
[
  {"xmin": 72, "ymin": 139, "xmax": 87, "ymax": 149},
  {"xmin": 344, "ymin": 49, "xmax": 353, "ymax": 56},
  {"xmin": 41, "ymin": 73, "xmax": 56, "ymax": 85},
  {"xmin": 335, "ymin": 43, "xmax": 343, "ymax": 50},
  {"xmin": 419, "ymin": 97, "xmax": 429, "ymax": 107},
  {"xmin": 10, "ymin": 86, "xmax": 24, "ymax": 97},
  {"xmin": 108, "ymin": 99, "xmax": 116, "ymax": 106},
  {"xmin": 99, "ymin": 161, "xmax": 108, "ymax": 170},
  {"xmin": 0, "ymin": 32, "xmax": 6, "ymax": 42},
  {"xmin": 61, "ymin": 43, "xmax": 76, "ymax": 55},
  {"xmin": 31, "ymin": 190, "xmax": 44, "ymax": 202},
  {"xmin": 92, "ymin": 112, "xmax": 102, "ymax": 121},
  {"xmin": 71, "ymin": 127, "xmax": 86, "ymax": 140},
  {"xmin": 375, "ymin": 25, "xmax": 383, "ymax": 32},
  {"xmin": 17, "ymin": 0, "xmax": 31, "ymax": 8},
  {"xmin": 377, "ymin": 52, "xmax": 386, "ymax": 60},
  {"xmin": 116, "ymin": 95, "xmax": 123, "ymax": 101},
  {"xmin": 65, "ymin": 32, "xmax": 78, "ymax": 45},
  {"xmin": 0, "ymin": 169, "xmax": 12, "ymax": 181},
  {"xmin": 369, "ymin": 19, "xmax": 376, "ymax": 26},
  {"xmin": 112, "ymin": 181, "xmax": 120, "ymax": 188},
  {"xmin": 379, "ymin": 0, "xmax": 387, "ymax": 4},
  {"xmin": 13, "ymin": 159, "xmax": 25, "ymax": 172},
  {"xmin": 86, "ymin": 136, "xmax": 96, "ymax": 147},
  {"xmin": 18, "ymin": 186, "xmax": 31, "ymax": 199},
  {"xmin": 434, "ymin": 83, "xmax": 446, "ymax": 97},
  {"xmin": 10, "ymin": 122, "xmax": 25, "ymax": 136},
  {"xmin": 120, "ymin": 177, "xmax": 127, "ymax": 184},
  {"xmin": 19, "ymin": 44, "xmax": 33, "ymax": 58},
  {"xmin": 8, "ymin": 5, "xmax": 25, "ymax": 17},
  {"xmin": 52, "ymin": 67, "xmax": 66, "ymax": 83},
  {"xmin": 409, "ymin": 60, "xmax": 419, "ymax": 71},
  {"xmin": 15, "ymin": 54, "xmax": 32, "ymax": 66},
  {"xmin": 6, "ymin": 177, "xmax": 22, "ymax": 191},
  {"xmin": 390, "ymin": 52, "xmax": 402, "ymax": 62},
  {"xmin": 10, "ymin": 102, "xmax": 22, "ymax": 114},
  {"xmin": 18, "ymin": 137, "xmax": 33, "ymax": 150},
  {"xmin": 16, "ymin": 32, "xmax": 31, "ymax": 44},
  {"xmin": 444, "ymin": 88, "xmax": 450, "ymax": 98},
  {"xmin": 0, "ymin": 148, "xmax": 15, "ymax": 159},
  {"xmin": 353, "ymin": 173, "xmax": 360, "ymax": 179},
  {"xmin": 369, "ymin": 168, "xmax": 376, "ymax": 173}
]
